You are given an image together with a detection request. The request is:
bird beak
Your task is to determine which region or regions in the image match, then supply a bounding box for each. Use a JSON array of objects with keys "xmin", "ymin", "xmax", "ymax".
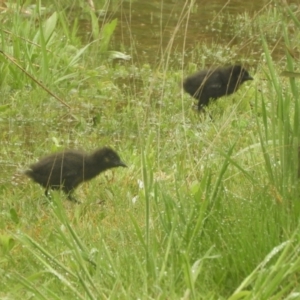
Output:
[
  {"xmin": 117, "ymin": 160, "xmax": 127, "ymax": 168},
  {"xmin": 245, "ymin": 75, "xmax": 253, "ymax": 81}
]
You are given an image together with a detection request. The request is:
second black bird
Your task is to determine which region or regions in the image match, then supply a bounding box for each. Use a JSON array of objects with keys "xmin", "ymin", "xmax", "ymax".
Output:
[
  {"xmin": 183, "ymin": 65, "xmax": 253, "ymax": 110},
  {"xmin": 25, "ymin": 147, "xmax": 127, "ymax": 202}
]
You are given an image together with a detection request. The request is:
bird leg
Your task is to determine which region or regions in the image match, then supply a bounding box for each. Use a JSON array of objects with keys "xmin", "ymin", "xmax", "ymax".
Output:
[
  {"xmin": 67, "ymin": 191, "xmax": 81, "ymax": 204},
  {"xmin": 44, "ymin": 189, "xmax": 52, "ymax": 199}
]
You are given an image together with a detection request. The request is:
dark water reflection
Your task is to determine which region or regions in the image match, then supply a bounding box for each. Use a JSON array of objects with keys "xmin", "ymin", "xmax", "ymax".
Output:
[{"xmin": 108, "ymin": 0, "xmax": 281, "ymax": 64}]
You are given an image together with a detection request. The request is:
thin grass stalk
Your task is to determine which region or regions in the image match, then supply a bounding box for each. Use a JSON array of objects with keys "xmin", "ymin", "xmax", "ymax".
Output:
[
  {"xmin": 14, "ymin": 234, "xmax": 87, "ymax": 300},
  {"xmin": 209, "ymin": 143, "xmax": 236, "ymax": 203},
  {"xmin": 13, "ymin": 273, "xmax": 50, "ymax": 300},
  {"xmin": 283, "ymin": 25, "xmax": 300, "ymax": 184},
  {"xmin": 256, "ymin": 89, "xmax": 275, "ymax": 183},
  {"xmin": 141, "ymin": 146, "xmax": 151, "ymax": 287},
  {"xmin": 186, "ymin": 172, "xmax": 211, "ymax": 252}
]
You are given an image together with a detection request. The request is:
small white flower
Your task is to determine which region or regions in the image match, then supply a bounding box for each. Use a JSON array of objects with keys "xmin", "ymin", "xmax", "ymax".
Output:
[
  {"xmin": 137, "ymin": 179, "xmax": 144, "ymax": 189},
  {"xmin": 132, "ymin": 196, "xmax": 139, "ymax": 204}
]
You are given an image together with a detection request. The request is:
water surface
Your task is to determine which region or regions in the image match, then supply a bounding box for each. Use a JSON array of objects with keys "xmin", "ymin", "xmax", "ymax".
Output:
[{"xmin": 108, "ymin": 0, "xmax": 279, "ymax": 64}]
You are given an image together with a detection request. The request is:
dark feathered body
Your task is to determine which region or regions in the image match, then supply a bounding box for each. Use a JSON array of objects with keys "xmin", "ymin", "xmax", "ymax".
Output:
[
  {"xmin": 25, "ymin": 147, "xmax": 127, "ymax": 202},
  {"xmin": 183, "ymin": 65, "xmax": 253, "ymax": 110}
]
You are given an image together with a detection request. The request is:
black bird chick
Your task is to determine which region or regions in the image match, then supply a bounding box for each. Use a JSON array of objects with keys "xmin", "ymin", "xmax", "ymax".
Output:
[
  {"xmin": 25, "ymin": 147, "xmax": 127, "ymax": 202},
  {"xmin": 183, "ymin": 65, "xmax": 253, "ymax": 110}
]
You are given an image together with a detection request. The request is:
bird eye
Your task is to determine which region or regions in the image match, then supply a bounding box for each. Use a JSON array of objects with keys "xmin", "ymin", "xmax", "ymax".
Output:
[{"xmin": 108, "ymin": 153, "xmax": 116, "ymax": 160}]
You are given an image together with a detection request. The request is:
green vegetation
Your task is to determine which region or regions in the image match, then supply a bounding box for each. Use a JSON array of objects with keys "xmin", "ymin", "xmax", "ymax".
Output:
[{"xmin": 1, "ymin": 1, "xmax": 300, "ymax": 299}]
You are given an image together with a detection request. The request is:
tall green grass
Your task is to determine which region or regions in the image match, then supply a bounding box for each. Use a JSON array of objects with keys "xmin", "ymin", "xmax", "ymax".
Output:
[{"xmin": 1, "ymin": 1, "xmax": 300, "ymax": 299}]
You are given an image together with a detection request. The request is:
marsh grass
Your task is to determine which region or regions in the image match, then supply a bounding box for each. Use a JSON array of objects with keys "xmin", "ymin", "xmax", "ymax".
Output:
[{"xmin": 1, "ymin": 0, "xmax": 300, "ymax": 299}]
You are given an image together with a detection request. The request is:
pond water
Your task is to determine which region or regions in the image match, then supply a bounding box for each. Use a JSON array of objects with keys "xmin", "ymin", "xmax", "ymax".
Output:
[{"xmin": 107, "ymin": 0, "xmax": 283, "ymax": 64}]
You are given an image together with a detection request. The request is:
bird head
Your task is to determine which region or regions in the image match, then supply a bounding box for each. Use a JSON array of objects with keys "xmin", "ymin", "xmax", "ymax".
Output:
[
  {"xmin": 232, "ymin": 65, "xmax": 253, "ymax": 83},
  {"xmin": 99, "ymin": 147, "xmax": 127, "ymax": 168}
]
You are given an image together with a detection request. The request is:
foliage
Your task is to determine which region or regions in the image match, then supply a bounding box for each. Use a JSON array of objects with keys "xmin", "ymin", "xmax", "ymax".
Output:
[{"xmin": 1, "ymin": 1, "xmax": 300, "ymax": 299}]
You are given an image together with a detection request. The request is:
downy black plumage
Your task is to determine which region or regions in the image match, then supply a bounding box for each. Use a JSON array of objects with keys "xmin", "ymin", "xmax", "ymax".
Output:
[
  {"xmin": 25, "ymin": 147, "xmax": 127, "ymax": 202},
  {"xmin": 183, "ymin": 65, "xmax": 253, "ymax": 110}
]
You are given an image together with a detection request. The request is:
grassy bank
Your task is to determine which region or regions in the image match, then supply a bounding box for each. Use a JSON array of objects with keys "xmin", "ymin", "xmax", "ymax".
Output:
[{"xmin": 1, "ymin": 1, "xmax": 300, "ymax": 299}]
